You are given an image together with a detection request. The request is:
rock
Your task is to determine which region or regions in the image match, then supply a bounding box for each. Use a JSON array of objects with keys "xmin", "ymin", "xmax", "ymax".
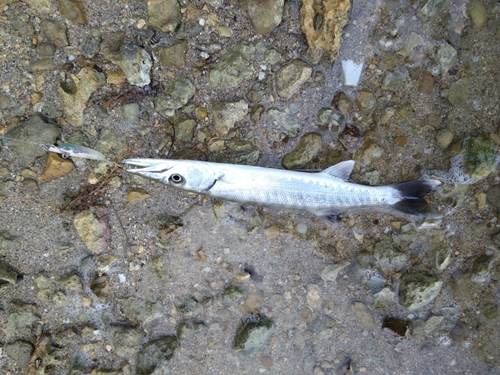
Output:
[
  {"xmin": 267, "ymin": 108, "xmax": 300, "ymax": 137},
  {"xmin": 73, "ymin": 210, "xmax": 109, "ymax": 254},
  {"xmin": 136, "ymin": 336, "xmax": 179, "ymax": 374},
  {"xmin": 316, "ymin": 108, "xmax": 333, "ymax": 125},
  {"xmin": 5, "ymin": 341, "xmax": 33, "ymax": 369},
  {"xmin": 435, "ymin": 128, "xmax": 453, "ymax": 149},
  {"xmin": 0, "ymin": 259, "xmax": 18, "ymax": 294},
  {"xmin": 127, "ymin": 188, "xmax": 150, "ymax": 203},
  {"xmin": 39, "ymin": 153, "xmax": 74, "ymax": 181},
  {"xmin": 11, "ymin": 14, "xmax": 34, "ymax": 36},
  {"xmin": 282, "ymin": 132, "xmax": 322, "ymax": 170},
  {"xmin": 373, "ymin": 239, "xmax": 408, "ymax": 274},
  {"xmin": 59, "ymin": 272, "xmax": 83, "ymax": 292},
  {"xmin": 36, "ymin": 42, "xmax": 57, "ymax": 56},
  {"xmin": 212, "ymin": 100, "xmax": 248, "ymax": 136},
  {"xmin": 177, "ymin": 297, "xmax": 202, "ymax": 317},
  {"xmin": 479, "ymin": 291, "xmax": 498, "ymax": 320},
  {"xmin": 401, "ymin": 32, "xmax": 425, "ymax": 57},
  {"xmin": 148, "ymin": 0, "xmax": 181, "ymax": 33},
  {"xmin": 373, "ymin": 287, "xmax": 396, "ymax": 309},
  {"xmin": 90, "ymin": 274, "xmax": 112, "ymax": 302},
  {"xmin": 0, "ymin": 231, "xmax": 20, "ymax": 255},
  {"xmin": 350, "ymin": 302, "xmax": 375, "ymax": 331},
  {"xmin": 436, "ymin": 42, "xmax": 457, "ymax": 75},
  {"xmin": 154, "ymin": 76, "xmax": 196, "ymax": 111},
  {"xmin": 468, "ymin": 0, "xmax": 487, "ymax": 28},
  {"xmin": 487, "ymin": 185, "xmax": 500, "ymax": 209},
  {"xmin": 306, "ymin": 284, "xmax": 322, "ymax": 309},
  {"xmin": 24, "ymin": 0, "xmax": 51, "ymax": 13},
  {"xmin": 195, "ymin": 106, "xmax": 208, "ymax": 120},
  {"xmin": 471, "ymin": 254, "xmax": 494, "ymax": 284},
  {"xmin": 95, "ymin": 129, "xmax": 127, "ymax": 159},
  {"xmin": 102, "ymin": 33, "xmax": 152, "ymax": 87},
  {"xmin": 300, "ymin": 0, "xmax": 351, "ymax": 61},
  {"xmin": 418, "ymin": 74, "xmax": 434, "ymax": 93},
  {"xmin": 1, "ymin": 115, "xmax": 60, "ymax": 167},
  {"xmin": 177, "ymin": 320, "xmax": 206, "ymax": 341},
  {"xmin": 0, "ymin": 180, "xmax": 15, "ymax": 203},
  {"xmin": 354, "ymin": 139, "xmax": 384, "ymax": 165},
  {"xmin": 3, "ymin": 302, "xmax": 40, "ymax": 338},
  {"xmin": 40, "ymin": 20, "xmax": 68, "ymax": 48},
  {"xmin": 153, "ymin": 41, "xmax": 187, "ymax": 69},
  {"xmin": 122, "ymin": 103, "xmax": 139, "ymax": 123},
  {"xmin": 320, "ymin": 261, "xmax": 349, "ymax": 282},
  {"xmin": 58, "ymin": 67, "xmax": 103, "ymax": 126},
  {"xmin": 221, "ymin": 284, "xmax": 244, "ymax": 304},
  {"xmin": 393, "ymin": 136, "xmax": 407, "ymax": 147},
  {"xmin": 399, "ymin": 273, "xmax": 443, "ymax": 310},
  {"xmin": 58, "ymin": 0, "xmax": 87, "ymax": 24},
  {"xmin": 174, "ymin": 115, "xmax": 197, "ymax": 143},
  {"xmin": 0, "ymin": 92, "xmax": 15, "ymax": 109},
  {"xmin": 442, "ymin": 78, "xmax": 469, "ymax": 107},
  {"xmin": 116, "ymin": 296, "xmax": 163, "ymax": 324},
  {"xmin": 29, "ymin": 58, "xmax": 57, "ymax": 72},
  {"xmin": 381, "ymin": 70, "xmax": 406, "ymax": 91},
  {"xmin": 275, "ymin": 60, "xmax": 312, "ymax": 99},
  {"xmin": 234, "ymin": 314, "xmax": 273, "ymax": 350},
  {"xmin": 452, "ymin": 135, "xmax": 497, "ymax": 181},
  {"xmin": 356, "ymin": 89, "xmax": 376, "ymax": 114},
  {"xmin": 239, "ymin": 0, "xmax": 284, "ymax": 34},
  {"xmin": 424, "ymin": 315, "xmax": 445, "ymax": 335},
  {"xmin": 207, "ymin": 42, "xmax": 257, "ymax": 87},
  {"xmin": 110, "ymin": 326, "xmax": 146, "ymax": 358}
]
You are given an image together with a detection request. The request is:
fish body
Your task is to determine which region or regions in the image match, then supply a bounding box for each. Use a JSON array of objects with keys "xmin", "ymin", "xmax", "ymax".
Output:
[{"xmin": 124, "ymin": 158, "xmax": 440, "ymax": 221}]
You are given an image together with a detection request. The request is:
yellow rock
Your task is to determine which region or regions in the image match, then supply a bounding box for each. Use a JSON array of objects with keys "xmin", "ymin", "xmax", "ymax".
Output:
[
  {"xmin": 39, "ymin": 153, "xmax": 74, "ymax": 181},
  {"xmin": 127, "ymin": 188, "xmax": 150, "ymax": 203}
]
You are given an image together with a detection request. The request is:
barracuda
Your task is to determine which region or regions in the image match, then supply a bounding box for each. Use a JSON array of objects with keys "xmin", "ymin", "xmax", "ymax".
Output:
[{"xmin": 123, "ymin": 158, "xmax": 440, "ymax": 221}]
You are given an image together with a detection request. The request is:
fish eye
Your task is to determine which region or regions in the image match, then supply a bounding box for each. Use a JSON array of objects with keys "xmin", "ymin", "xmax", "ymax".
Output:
[{"xmin": 169, "ymin": 173, "xmax": 184, "ymax": 184}]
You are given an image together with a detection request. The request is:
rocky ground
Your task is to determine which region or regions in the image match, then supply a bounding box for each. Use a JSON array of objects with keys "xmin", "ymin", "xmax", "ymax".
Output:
[{"xmin": 0, "ymin": 0, "xmax": 500, "ymax": 374}]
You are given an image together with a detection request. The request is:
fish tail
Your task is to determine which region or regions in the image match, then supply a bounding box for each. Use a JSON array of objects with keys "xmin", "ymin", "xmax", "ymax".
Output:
[{"xmin": 390, "ymin": 179, "xmax": 441, "ymax": 216}]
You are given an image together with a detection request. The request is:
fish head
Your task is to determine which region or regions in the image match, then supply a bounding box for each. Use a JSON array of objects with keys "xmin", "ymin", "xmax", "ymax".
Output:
[{"xmin": 123, "ymin": 158, "xmax": 219, "ymax": 193}]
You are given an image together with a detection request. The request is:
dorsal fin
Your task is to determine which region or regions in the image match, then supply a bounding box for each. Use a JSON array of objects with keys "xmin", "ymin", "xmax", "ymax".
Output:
[{"xmin": 320, "ymin": 160, "xmax": 355, "ymax": 181}]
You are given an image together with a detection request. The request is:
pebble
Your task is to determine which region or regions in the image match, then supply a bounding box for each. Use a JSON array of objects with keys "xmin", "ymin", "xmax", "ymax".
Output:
[
  {"xmin": 58, "ymin": 0, "xmax": 87, "ymax": 24},
  {"xmin": 436, "ymin": 42, "xmax": 457, "ymax": 75},
  {"xmin": 35, "ymin": 41, "xmax": 56, "ymax": 56},
  {"xmin": 240, "ymin": 0, "xmax": 284, "ymax": 34},
  {"xmin": 296, "ymin": 223, "xmax": 308, "ymax": 234},
  {"xmin": 486, "ymin": 185, "xmax": 500, "ymax": 209},
  {"xmin": 276, "ymin": 60, "xmax": 312, "ymax": 99},
  {"xmin": 122, "ymin": 103, "xmax": 140, "ymax": 123},
  {"xmin": 263, "ymin": 225, "xmax": 280, "ymax": 239},
  {"xmin": 282, "ymin": 132, "xmax": 322, "ymax": 170},
  {"xmin": 73, "ymin": 210, "xmax": 109, "ymax": 254},
  {"xmin": 306, "ymin": 284, "xmax": 322, "ymax": 309},
  {"xmin": 127, "ymin": 188, "xmax": 151, "ymax": 203},
  {"xmin": 393, "ymin": 136, "xmax": 407, "ymax": 147},
  {"xmin": 148, "ymin": 0, "xmax": 181, "ymax": 32},
  {"xmin": 435, "ymin": 128, "xmax": 453, "ymax": 149},
  {"xmin": 40, "ymin": 20, "xmax": 69, "ymax": 48},
  {"xmin": 211, "ymin": 100, "xmax": 248, "ymax": 136},
  {"xmin": 261, "ymin": 356, "xmax": 273, "ymax": 368},
  {"xmin": 153, "ymin": 41, "xmax": 187, "ymax": 70},
  {"xmin": 39, "ymin": 153, "xmax": 74, "ymax": 181},
  {"xmin": 29, "ymin": 58, "xmax": 56, "ymax": 72},
  {"xmin": 350, "ymin": 302, "xmax": 375, "ymax": 331},
  {"xmin": 418, "ymin": 74, "xmax": 434, "ymax": 93},
  {"xmin": 468, "ymin": 0, "xmax": 487, "ymax": 28}
]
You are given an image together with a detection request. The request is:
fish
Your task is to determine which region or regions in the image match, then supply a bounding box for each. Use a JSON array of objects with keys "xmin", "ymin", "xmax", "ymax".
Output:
[
  {"xmin": 123, "ymin": 158, "xmax": 441, "ymax": 222},
  {"xmin": 43, "ymin": 143, "xmax": 107, "ymax": 161}
]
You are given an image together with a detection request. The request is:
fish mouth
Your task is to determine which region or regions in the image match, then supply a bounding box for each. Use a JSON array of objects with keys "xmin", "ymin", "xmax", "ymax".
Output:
[{"xmin": 122, "ymin": 158, "xmax": 172, "ymax": 173}]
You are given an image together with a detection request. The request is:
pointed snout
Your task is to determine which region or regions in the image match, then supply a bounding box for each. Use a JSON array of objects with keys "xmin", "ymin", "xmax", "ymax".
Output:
[{"xmin": 122, "ymin": 158, "xmax": 175, "ymax": 180}]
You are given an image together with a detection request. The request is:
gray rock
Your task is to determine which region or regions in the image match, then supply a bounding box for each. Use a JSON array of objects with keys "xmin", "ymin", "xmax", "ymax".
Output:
[
  {"xmin": 153, "ymin": 41, "xmax": 187, "ymax": 70},
  {"xmin": 442, "ymin": 78, "xmax": 469, "ymax": 106},
  {"xmin": 350, "ymin": 302, "xmax": 375, "ymax": 331},
  {"xmin": 470, "ymin": 254, "xmax": 494, "ymax": 284},
  {"xmin": 148, "ymin": 0, "xmax": 181, "ymax": 33},
  {"xmin": 382, "ymin": 70, "xmax": 406, "ymax": 91},
  {"xmin": 36, "ymin": 42, "xmax": 57, "ymax": 56},
  {"xmin": 207, "ymin": 43, "xmax": 257, "ymax": 87},
  {"xmin": 401, "ymin": 32, "xmax": 425, "ymax": 57},
  {"xmin": 373, "ymin": 239, "xmax": 408, "ymax": 274},
  {"xmin": 116, "ymin": 296, "xmax": 163, "ymax": 324},
  {"xmin": 212, "ymin": 100, "xmax": 248, "ymax": 136},
  {"xmin": 435, "ymin": 128, "xmax": 453, "ymax": 149},
  {"xmin": 11, "ymin": 14, "xmax": 34, "ymax": 36},
  {"xmin": 136, "ymin": 336, "xmax": 179, "ymax": 374},
  {"xmin": 29, "ymin": 58, "xmax": 57, "ymax": 72},
  {"xmin": 354, "ymin": 139, "xmax": 384, "ymax": 164},
  {"xmin": 177, "ymin": 297, "xmax": 202, "ymax": 317},
  {"xmin": 110, "ymin": 326, "xmax": 146, "ymax": 357},
  {"xmin": 306, "ymin": 284, "xmax": 322, "ymax": 309},
  {"xmin": 424, "ymin": 315, "xmax": 445, "ymax": 335},
  {"xmin": 73, "ymin": 210, "xmax": 109, "ymax": 254},
  {"xmin": 275, "ymin": 60, "xmax": 312, "ymax": 99},
  {"xmin": 0, "ymin": 92, "xmax": 15, "ymax": 109},
  {"xmin": 373, "ymin": 287, "xmax": 396, "ymax": 309},
  {"xmin": 0, "ymin": 230, "xmax": 20, "ymax": 255},
  {"xmin": 3, "ymin": 302, "xmax": 40, "ymax": 338},
  {"xmin": 40, "ymin": 20, "xmax": 68, "ymax": 48},
  {"xmin": 173, "ymin": 115, "xmax": 197, "ymax": 143},
  {"xmin": 102, "ymin": 33, "xmax": 152, "ymax": 87},
  {"xmin": 239, "ymin": 0, "xmax": 284, "ymax": 34},
  {"xmin": 221, "ymin": 284, "xmax": 244, "ymax": 304},
  {"xmin": 487, "ymin": 185, "xmax": 500, "ymax": 209},
  {"xmin": 0, "ymin": 259, "xmax": 17, "ymax": 294},
  {"xmin": 59, "ymin": 272, "xmax": 83, "ymax": 292},
  {"xmin": 58, "ymin": 0, "xmax": 86, "ymax": 24},
  {"xmin": 1, "ymin": 115, "xmax": 60, "ymax": 167},
  {"xmin": 320, "ymin": 261, "xmax": 349, "ymax": 282},
  {"xmin": 316, "ymin": 107, "xmax": 333, "ymax": 125},
  {"xmin": 5, "ymin": 341, "xmax": 33, "ymax": 369},
  {"xmin": 122, "ymin": 103, "xmax": 139, "ymax": 123},
  {"xmin": 436, "ymin": 42, "xmax": 457, "ymax": 75},
  {"xmin": 177, "ymin": 319, "xmax": 206, "ymax": 341},
  {"xmin": 154, "ymin": 76, "xmax": 195, "ymax": 111},
  {"xmin": 417, "ymin": 0, "xmax": 445, "ymax": 21},
  {"xmin": 95, "ymin": 128, "xmax": 127, "ymax": 159},
  {"xmin": 399, "ymin": 272, "xmax": 443, "ymax": 310},
  {"xmin": 81, "ymin": 36, "xmax": 101, "ymax": 58},
  {"xmin": 282, "ymin": 132, "xmax": 322, "ymax": 170},
  {"xmin": 267, "ymin": 108, "xmax": 300, "ymax": 137},
  {"xmin": 234, "ymin": 314, "xmax": 273, "ymax": 350}
]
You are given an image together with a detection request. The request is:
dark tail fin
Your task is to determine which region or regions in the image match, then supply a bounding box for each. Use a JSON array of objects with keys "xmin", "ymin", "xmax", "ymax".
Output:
[{"xmin": 390, "ymin": 179, "xmax": 441, "ymax": 216}]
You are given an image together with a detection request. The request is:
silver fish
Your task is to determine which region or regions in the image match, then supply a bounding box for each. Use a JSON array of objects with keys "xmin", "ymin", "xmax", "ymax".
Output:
[{"xmin": 123, "ymin": 158, "xmax": 440, "ymax": 222}]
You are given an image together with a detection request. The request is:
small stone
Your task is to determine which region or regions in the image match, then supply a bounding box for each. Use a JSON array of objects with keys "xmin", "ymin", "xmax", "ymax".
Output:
[
  {"xmin": 221, "ymin": 284, "xmax": 244, "ymax": 304},
  {"xmin": 0, "ymin": 231, "xmax": 21, "ymax": 255},
  {"xmin": 316, "ymin": 107, "xmax": 333, "ymax": 125},
  {"xmin": 177, "ymin": 320, "xmax": 206, "ymax": 341},
  {"xmin": 116, "ymin": 296, "xmax": 163, "ymax": 324},
  {"xmin": 39, "ymin": 153, "xmax": 74, "ymax": 181},
  {"xmin": 148, "ymin": 0, "xmax": 181, "ymax": 32},
  {"xmin": 0, "ymin": 92, "xmax": 15, "ymax": 109},
  {"xmin": 282, "ymin": 133, "xmax": 322, "ymax": 170},
  {"xmin": 234, "ymin": 314, "xmax": 273, "ymax": 350},
  {"xmin": 307, "ymin": 284, "xmax": 322, "ymax": 308},
  {"xmin": 173, "ymin": 115, "xmax": 197, "ymax": 143},
  {"xmin": 242, "ymin": 291, "xmax": 265, "ymax": 313},
  {"xmin": 207, "ymin": 42, "xmax": 257, "ymax": 88},
  {"xmin": 435, "ymin": 128, "xmax": 453, "ymax": 149},
  {"xmin": 95, "ymin": 129, "xmax": 127, "ymax": 159},
  {"xmin": 487, "ymin": 185, "xmax": 500, "ymax": 209},
  {"xmin": 263, "ymin": 225, "xmax": 279, "ymax": 239},
  {"xmin": 356, "ymin": 89, "xmax": 376, "ymax": 114},
  {"xmin": 154, "ymin": 76, "xmax": 196, "ymax": 111},
  {"xmin": 127, "ymin": 188, "xmax": 150, "ymax": 203},
  {"xmin": 11, "ymin": 14, "xmax": 34, "ymax": 36},
  {"xmin": 418, "ymin": 74, "xmax": 434, "ymax": 93},
  {"xmin": 153, "ymin": 41, "xmax": 187, "ymax": 70},
  {"xmin": 424, "ymin": 315, "xmax": 445, "ymax": 335},
  {"xmin": 106, "ymin": 70, "xmax": 126, "ymax": 85},
  {"xmin": 354, "ymin": 139, "xmax": 384, "ymax": 164},
  {"xmin": 468, "ymin": 0, "xmax": 487, "ymax": 28},
  {"xmin": 296, "ymin": 223, "xmax": 308, "ymax": 234},
  {"xmin": 212, "ymin": 100, "xmax": 248, "ymax": 136},
  {"xmin": 40, "ymin": 20, "xmax": 68, "ymax": 48},
  {"xmin": 393, "ymin": 136, "xmax": 407, "ymax": 147},
  {"xmin": 73, "ymin": 210, "xmax": 109, "ymax": 254},
  {"xmin": 320, "ymin": 261, "xmax": 349, "ymax": 282},
  {"xmin": 177, "ymin": 297, "xmax": 202, "ymax": 317},
  {"xmin": 81, "ymin": 295, "xmax": 92, "ymax": 307},
  {"xmin": 218, "ymin": 25, "xmax": 233, "ymax": 37},
  {"xmin": 5, "ymin": 341, "xmax": 33, "ymax": 369},
  {"xmin": 195, "ymin": 106, "xmax": 208, "ymax": 120},
  {"xmin": 373, "ymin": 287, "xmax": 396, "ymax": 309},
  {"xmin": 436, "ymin": 42, "xmax": 458, "ymax": 75},
  {"xmin": 350, "ymin": 302, "xmax": 375, "ymax": 331},
  {"xmin": 29, "ymin": 58, "xmax": 57, "ymax": 72},
  {"xmin": 399, "ymin": 272, "xmax": 443, "ymax": 310},
  {"xmin": 58, "ymin": 0, "xmax": 87, "ymax": 24},
  {"xmin": 31, "ymin": 92, "xmax": 42, "ymax": 104},
  {"xmin": 239, "ymin": 0, "xmax": 284, "ymax": 34},
  {"xmin": 90, "ymin": 274, "xmax": 112, "ymax": 302},
  {"xmin": 0, "ymin": 260, "xmax": 18, "ymax": 293},
  {"xmin": 475, "ymin": 190, "xmax": 487, "ymax": 210},
  {"xmin": 442, "ymin": 78, "xmax": 469, "ymax": 106},
  {"xmin": 381, "ymin": 70, "xmax": 406, "ymax": 91},
  {"xmin": 110, "ymin": 326, "xmax": 146, "ymax": 358},
  {"xmin": 276, "ymin": 60, "xmax": 312, "ymax": 99},
  {"xmin": 122, "ymin": 103, "xmax": 140, "ymax": 123},
  {"xmin": 261, "ymin": 356, "xmax": 273, "ymax": 368}
]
